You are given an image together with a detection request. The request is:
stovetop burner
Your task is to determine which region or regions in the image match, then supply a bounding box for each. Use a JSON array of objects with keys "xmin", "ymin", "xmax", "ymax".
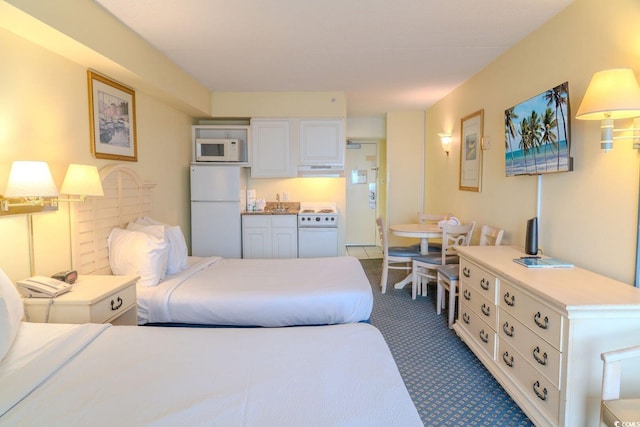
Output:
[{"xmin": 298, "ymin": 202, "xmax": 338, "ymax": 227}]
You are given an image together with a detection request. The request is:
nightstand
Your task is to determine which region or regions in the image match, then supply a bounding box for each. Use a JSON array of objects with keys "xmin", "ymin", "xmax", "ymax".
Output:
[{"xmin": 23, "ymin": 275, "xmax": 139, "ymax": 325}]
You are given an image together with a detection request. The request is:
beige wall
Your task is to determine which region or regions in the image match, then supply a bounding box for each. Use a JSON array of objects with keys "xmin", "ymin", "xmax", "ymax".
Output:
[
  {"xmin": 387, "ymin": 111, "xmax": 424, "ymax": 246},
  {"xmin": 425, "ymin": 0, "xmax": 640, "ymax": 284},
  {"xmin": 0, "ymin": 26, "xmax": 193, "ymax": 282}
]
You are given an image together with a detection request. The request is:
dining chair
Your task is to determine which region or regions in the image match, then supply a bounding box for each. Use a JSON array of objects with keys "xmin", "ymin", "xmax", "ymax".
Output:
[
  {"xmin": 411, "ymin": 221, "xmax": 475, "ymax": 300},
  {"xmin": 478, "ymin": 224, "xmax": 504, "ymax": 246},
  {"xmin": 600, "ymin": 344, "xmax": 640, "ymax": 426},
  {"xmin": 435, "ymin": 223, "xmax": 503, "ymax": 328},
  {"xmin": 376, "ymin": 217, "xmax": 421, "ymax": 294}
]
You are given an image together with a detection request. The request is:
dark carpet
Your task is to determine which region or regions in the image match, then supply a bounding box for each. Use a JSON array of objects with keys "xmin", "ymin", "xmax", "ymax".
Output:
[{"xmin": 359, "ymin": 258, "xmax": 534, "ymax": 427}]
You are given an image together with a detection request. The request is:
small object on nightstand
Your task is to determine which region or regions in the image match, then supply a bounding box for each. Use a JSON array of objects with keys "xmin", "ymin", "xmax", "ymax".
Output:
[{"xmin": 52, "ymin": 270, "xmax": 78, "ymax": 284}]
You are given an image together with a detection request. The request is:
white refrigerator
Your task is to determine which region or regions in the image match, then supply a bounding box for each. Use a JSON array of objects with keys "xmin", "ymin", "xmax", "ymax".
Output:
[{"xmin": 190, "ymin": 165, "xmax": 246, "ymax": 258}]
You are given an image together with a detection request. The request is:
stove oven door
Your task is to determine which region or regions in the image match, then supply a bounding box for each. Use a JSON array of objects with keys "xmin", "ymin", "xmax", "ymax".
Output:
[{"xmin": 298, "ymin": 227, "xmax": 338, "ymax": 258}]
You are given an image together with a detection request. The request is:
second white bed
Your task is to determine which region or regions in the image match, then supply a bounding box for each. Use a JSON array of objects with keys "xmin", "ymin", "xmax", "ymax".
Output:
[{"xmin": 136, "ymin": 255, "xmax": 374, "ymax": 326}]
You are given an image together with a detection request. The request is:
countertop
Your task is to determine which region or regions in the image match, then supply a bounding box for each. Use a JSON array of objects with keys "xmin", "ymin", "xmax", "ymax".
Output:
[{"xmin": 242, "ymin": 201, "xmax": 300, "ymax": 215}]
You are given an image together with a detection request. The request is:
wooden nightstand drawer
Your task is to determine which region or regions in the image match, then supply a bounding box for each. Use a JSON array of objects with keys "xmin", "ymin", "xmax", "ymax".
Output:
[
  {"xmin": 499, "ymin": 309, "xmax": 562, "ymax": 388},
  {"xmin": 500, "ymin": 280, "xmax": 563, "ymax": 350},
  {"xmin": 460, "ymin": 259, "xmax": 498, "ymax": 304},
  {"xmin": 459, "ymin": 301, "xmax": 496, "ymax": 360},
  {"xmin": 23, "ymin": 275, "xmax": 138, "ymax": 325},
  {"xmin": 91, "ymin": 284, "xmax": 136, "ymax": 323}
]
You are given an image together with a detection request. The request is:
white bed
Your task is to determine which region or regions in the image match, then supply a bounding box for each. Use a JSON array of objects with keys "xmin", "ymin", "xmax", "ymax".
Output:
[
  {"xmin": 0, "ymin": 322, "xmax": 421, "ymax": 426},
  {"xmin": 137, "ymin": 255, "xmax": 373, "ymax": 326},
  {"xmin": 71, "ymin": 165, "xmax": 373, "ymax": 327}
]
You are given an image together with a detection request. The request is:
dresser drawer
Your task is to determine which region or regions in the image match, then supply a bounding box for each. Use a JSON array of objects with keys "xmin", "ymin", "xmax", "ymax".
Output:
[
  {"xmin": 498, "ymin": 339, "xmax": 560, "ymax": 426},
  {"xmin": 499, "ymin": 309, "xmax": 562, "ymax": 388},
  {"xmin": 460, "ymin": 259, "xmax": 498, "ymax": 304},
  {"xmin": 500, "ymin": 280, "xmax": 563, "ymax": 351},
  {"xmin": 460, "ymin": 281, "xmax": 497, "ymax": 330},
  {"xmin": 459, "ymin": 301, "xmax": 496, "ymax": 360},
  {"xmin": 91, "ymin": 284, "xmax": 136, "ymax": 323}
]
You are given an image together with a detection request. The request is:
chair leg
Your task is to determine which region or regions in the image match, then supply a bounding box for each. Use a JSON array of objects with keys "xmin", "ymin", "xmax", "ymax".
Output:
[
  {"xmin": 436, "ymin": 275, "xmax": 444, "ymax": 315},
  {"xmin": 411, "ymin": 266, "xmax": 418, "ymax": 300},
  {"xmin": 381, "ymin": 261, "xmax": 388, "ymax": 294},
  {"xmin": 448, "ymin": 279, "xmax": 457, "ymax": 328}
]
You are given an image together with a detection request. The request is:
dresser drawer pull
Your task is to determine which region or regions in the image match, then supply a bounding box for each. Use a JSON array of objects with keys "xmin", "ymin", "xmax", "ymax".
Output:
[
  {"xmin": 479, "ymin": 329, "xmax": 489, "ymax": 343},
  {"xmin": 533, "ymin": 381, "xmax": 548, "ymax": 401},
  {"xmin": 502, "ymin": 351, "xmax": 514, "ymax": 367},
  {"xmin": 503, "ymin": 322, "xmax": 514, "ymax": 337},
  {"xmin": 463, "ymin": 289, "xmax": 471, "ymax": 301},
  {"xmin": 111, "ymin": 296, "xmax": 123, "ymax": 311},
  {"xmin": 533, "ymin": 346, "xmax": 548, "ymax": 366},
  {"xmin": 503, "ymin": 292, "xmax": 515, "ymax": 306},
  {"xmin": 480, "ymin": 278, "xmax": 489, "ymax": 291},
  {"xmin": 463, "ymin": 267, "xmax": 470, "ymax": 278},
  {"xmin": 463, "ymin": 312, "xmax": 470, "ymax": 324},
  {"xmin": 481, "ymin": 303, "xmax": 491, "ymax": 317},
  {"xmin": 534, "ymin": 312, "xmax": 549, "ymax": 329}
]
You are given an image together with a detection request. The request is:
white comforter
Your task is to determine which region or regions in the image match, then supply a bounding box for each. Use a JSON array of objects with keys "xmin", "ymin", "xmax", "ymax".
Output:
[
  {"xmin": 0, "ymin": 322, "xmax": 422, "ymax": 426},
  {"xmin": 137, "ymin": 255, "xmax": 374, "ymax": 326}
]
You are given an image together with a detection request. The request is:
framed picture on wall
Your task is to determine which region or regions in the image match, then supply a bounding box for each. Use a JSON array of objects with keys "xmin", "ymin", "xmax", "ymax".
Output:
[
  {"xmin": 459, "ymin": 109, "xmax": 484, "ymax": 192},
  {"xmin": 87, "ymin": 70, "xmax": 137, "ymax": 162}
]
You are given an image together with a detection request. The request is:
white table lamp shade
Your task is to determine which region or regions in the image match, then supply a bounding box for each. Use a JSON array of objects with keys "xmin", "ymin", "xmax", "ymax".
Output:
[
  {"xmin": 4, "ymin": 161, "xmax": 59, "ymax": 197},
  {"xmin": 576, "ymin": 68, "xmax": 640, "ymax": 120},
  {"xmin": 60, "ymin": 164, "xmax": 104, "ymax": 197}
]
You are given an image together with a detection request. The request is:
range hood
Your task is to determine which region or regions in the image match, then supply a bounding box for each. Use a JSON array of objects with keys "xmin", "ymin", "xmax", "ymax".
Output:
[{"xmin": 297, "ymin": 164, "xmax": 344, "ymax": 178}]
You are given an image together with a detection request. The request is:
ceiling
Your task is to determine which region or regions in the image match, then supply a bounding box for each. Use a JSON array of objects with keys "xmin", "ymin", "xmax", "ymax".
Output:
[{"xmin": 95, "ymin": 0, "xmax": 575, "ymax": 117}]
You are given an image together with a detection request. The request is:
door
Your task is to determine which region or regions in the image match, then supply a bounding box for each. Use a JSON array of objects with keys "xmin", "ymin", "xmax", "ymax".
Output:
[
  {"xmin": 345, "ymin": 142, "xmax": 378, "ymax": 245},
  {"xmin": 190, "ymin": 165, "xmax": 240, "ymax": 202},
  {"xmin": 191, "ymin": 201, "xmax": 242, "ymax": 258}
]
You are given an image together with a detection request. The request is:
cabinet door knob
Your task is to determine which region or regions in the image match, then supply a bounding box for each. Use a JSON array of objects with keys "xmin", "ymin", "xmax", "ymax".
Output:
[
  {"xmin": 503, "ymin": 292, "xmax": 515, "ymax": 306},
  {"xmin": 534, "ymin": 311, "xmax": 549, "ymax": 329},
  {"xmin": 111, "ymin": 296, "xmax": 123, "ymax": 311},
  {"xmin": 533, "ymin": 381, "xmax": 548, "ymax": 401}
]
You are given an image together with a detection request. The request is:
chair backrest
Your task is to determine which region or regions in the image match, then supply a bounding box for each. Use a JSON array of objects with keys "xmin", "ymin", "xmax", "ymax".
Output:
[
  {"xmin": 418, "ymin": 213, "xmax": 446, "ymax": 224},
  {"xmin": 479, "ymin": 224, "xmax": 504, "ymax": 246},
  {"xmin": 440, "ymin": 221, "xmax": 476, "ymax": 263},
  {"xmin": 376, "ymin": 217, "xmax": 389, "ymax": 256}
]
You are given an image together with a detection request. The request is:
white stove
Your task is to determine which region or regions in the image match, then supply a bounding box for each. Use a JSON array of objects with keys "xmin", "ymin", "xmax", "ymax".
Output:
[
  {"xmin": 297, "ymin": 202, "xmax": 338, "ymax": 228},
  {"xmin": 298, "ymin": 202, "xmax": 338, "ymax": 257}
]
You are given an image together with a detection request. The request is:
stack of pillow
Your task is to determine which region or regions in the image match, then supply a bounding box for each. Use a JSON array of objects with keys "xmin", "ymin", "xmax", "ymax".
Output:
[{"xmin": 107, "ymin": 217, "xmax": 189, "ymax": 287}]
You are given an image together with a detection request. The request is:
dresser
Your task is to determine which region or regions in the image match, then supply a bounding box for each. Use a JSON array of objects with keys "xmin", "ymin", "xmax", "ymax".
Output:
[
  {"xmin": 454, "ymin": 246, "xmax": 640, "ymax": 427},
  {"xmin": 23, "ymin": 275, "xmax": 138, "ymax": 325}
]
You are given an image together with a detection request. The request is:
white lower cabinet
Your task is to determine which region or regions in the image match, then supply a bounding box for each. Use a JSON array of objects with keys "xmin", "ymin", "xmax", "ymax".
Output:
[
  {"xmin": 242, "ymin": 215, "xmax": 297, "ymax": 259},
  {"xmin": 454, "ymin": 246, "xmax": 640, "ymax": 427}
]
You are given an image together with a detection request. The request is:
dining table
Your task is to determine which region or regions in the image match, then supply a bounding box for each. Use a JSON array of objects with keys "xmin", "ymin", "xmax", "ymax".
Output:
[{"xmin": 388, "ymin": 222, "xmax": 443, "ymax": 289}]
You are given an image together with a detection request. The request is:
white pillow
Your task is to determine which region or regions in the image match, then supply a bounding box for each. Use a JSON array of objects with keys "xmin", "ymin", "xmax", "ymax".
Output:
[
  {"xmin": 0, "ymin": 267, "xmax": 24, "ymax": 361},
  {"xmin": 133, "ymin": 217, "xmax": 188, "ymax": 274},
  {"xmin": 108, "ymin": 227, "xmax": 169, "ymax": 287}
]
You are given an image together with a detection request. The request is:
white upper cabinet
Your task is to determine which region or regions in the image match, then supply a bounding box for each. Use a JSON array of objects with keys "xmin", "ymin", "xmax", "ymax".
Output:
[
  {"xmin": 298, "ymin": 119, "xmax": 345, "ymax": 165},
  {"xmin": 250, "ymin": 119, "xmax": 293, "ymax": 178}
]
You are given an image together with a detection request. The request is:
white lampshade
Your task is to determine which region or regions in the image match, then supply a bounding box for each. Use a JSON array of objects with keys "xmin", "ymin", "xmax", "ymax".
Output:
[
  {"xmin": 4, "ymin": 161, "xmax": 59, "ymax": 197},
  {"xmin": 576, "ymin": 68, "xmax": 640, "ymax": 120},
  {"xmin": 438, "ymin": 133, "xmax": 452, "ymax": 154},
  {"xmin": 60, "ymin": 164, "xmax": 104, "ymax": 197}
]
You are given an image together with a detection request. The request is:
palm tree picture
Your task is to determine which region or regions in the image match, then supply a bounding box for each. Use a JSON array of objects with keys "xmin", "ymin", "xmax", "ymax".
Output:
[{"xmin": 504, "ymin": 82, "xmax": 571, "ymax": 176}]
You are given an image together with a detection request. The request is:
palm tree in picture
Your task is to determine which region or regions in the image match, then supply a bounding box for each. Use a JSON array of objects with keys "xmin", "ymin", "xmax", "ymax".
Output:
[
  {"xmin": 528, "ymin": 110, "xmax": 543, "ymax": 174},
  {"xmin": 544, "ymin": 82, "xmax": 569, "ymax": 169},
  {"xmin": 505, "ymin": 107, "xmax": 519, "ymax": 174},
  {"xmin": 518, "ymin": 118, "xmax": 532, "ymax": 174},
  {"xmin": 541, "ymin": 108, "xmax": 558, "ymax": 172}
]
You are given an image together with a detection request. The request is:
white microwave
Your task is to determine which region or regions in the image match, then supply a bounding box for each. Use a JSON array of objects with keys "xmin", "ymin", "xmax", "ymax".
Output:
[{"xmin": 195, "ymin": 138, "xmax": 244, "ymax": 162}]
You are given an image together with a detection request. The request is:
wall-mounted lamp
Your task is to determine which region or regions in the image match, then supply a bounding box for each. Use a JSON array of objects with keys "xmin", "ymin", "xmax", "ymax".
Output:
[
  {"xmin": 59, "ymin": 164, "xmax": 104, "ymax": 202},
  {"xmin": 1, "ymin": 161, "xmax": 59, "ymax": 214},
  {"xmin": 438, "ymin": 133, "xmax": 452, "ymax": 156},
  {"xmin": 576, "ymin": 68, "xmax": 640, "ymax": 152}
]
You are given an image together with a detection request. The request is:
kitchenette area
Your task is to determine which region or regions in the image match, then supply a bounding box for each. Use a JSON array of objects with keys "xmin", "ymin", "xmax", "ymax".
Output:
[{"xmin": 189, "ymin": 119, "xmax": 346, "ymax": 260}]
